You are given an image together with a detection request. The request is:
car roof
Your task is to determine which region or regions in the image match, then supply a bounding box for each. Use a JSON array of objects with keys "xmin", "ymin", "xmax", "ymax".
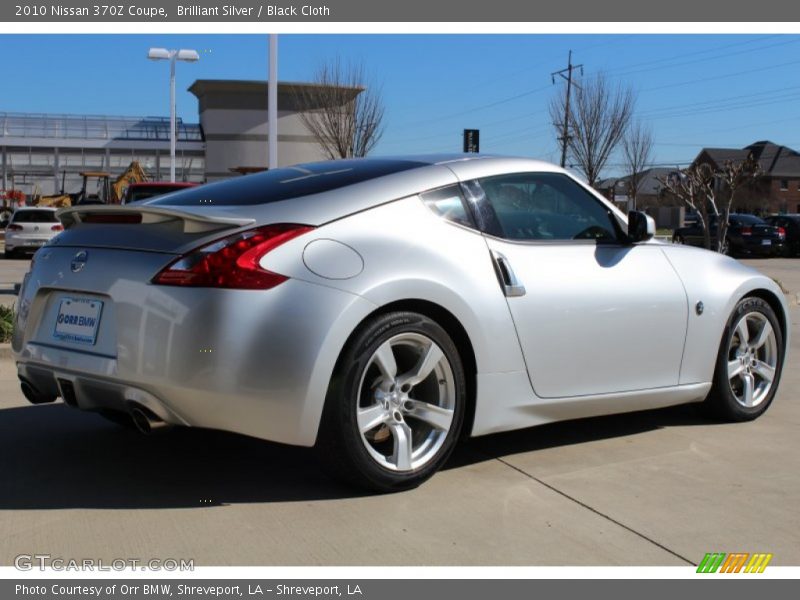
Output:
[{"xmin": 147, "ymin": 154, "xmax": 573, "ymax": 227}]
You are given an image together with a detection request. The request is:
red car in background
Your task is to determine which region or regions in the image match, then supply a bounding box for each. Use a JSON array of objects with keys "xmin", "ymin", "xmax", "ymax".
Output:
[{"xmin": 121, "ymin": 182, "xmax": 198, "ymax": 204}]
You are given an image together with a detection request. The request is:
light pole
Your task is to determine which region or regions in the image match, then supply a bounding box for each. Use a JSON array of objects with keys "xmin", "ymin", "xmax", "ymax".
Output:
[
  {"xmin": 268, "ymin": 35, "xmax": 278, "ymax": 170},
  {"xmin": 148, "ymin": 48, "xmax": 199, "ymax": 182}
]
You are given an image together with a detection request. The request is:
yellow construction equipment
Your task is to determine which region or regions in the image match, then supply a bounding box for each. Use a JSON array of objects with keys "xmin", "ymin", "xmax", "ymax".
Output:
[
  {"xmin": 36, "ymin": 161, "xmax": 149, "ymax": 207},
  {"xmin": 112, "ymin": 161, "xmax": 148, "ymax": 204}
]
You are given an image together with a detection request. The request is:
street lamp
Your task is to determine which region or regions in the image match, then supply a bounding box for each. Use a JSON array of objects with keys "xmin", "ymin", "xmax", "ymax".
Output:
[{"xmin": 148, "ymin": 47, "xmax": 199, "ymax": 182}]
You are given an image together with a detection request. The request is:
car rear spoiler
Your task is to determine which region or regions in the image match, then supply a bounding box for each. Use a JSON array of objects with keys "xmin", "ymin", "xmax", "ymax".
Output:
[{"xmin": 57, "ymin": 205, "xmax": 255, "ymax": 234}]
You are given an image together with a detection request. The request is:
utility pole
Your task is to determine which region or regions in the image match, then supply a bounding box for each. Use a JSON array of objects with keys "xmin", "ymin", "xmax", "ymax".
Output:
[{"xmin": 551, "ymin": 50, "xmax": 583, "ymax": 168}]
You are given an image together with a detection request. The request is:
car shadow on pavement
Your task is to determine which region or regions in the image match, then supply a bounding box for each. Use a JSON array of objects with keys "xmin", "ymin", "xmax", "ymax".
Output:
[
  {"xmin": 0, "ymin": 401, "xmax": 716, "ymax": 510},
  {"xmin": 447, "ymin": 402, "xmax": 717, "ymax": 470},
  {"xmin": 0, "ymin": 403, "xmax": 363, "ymax": 509}
]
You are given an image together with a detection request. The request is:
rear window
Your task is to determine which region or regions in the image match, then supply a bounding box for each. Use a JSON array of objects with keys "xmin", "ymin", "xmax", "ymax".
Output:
[
  {"xmin": 730, "ymin": 214, "xmax": 766, "ymax": 225},
  {"xmin": 150, "ymin": 159, "xmax": 427, "ymax": 207},
  {"xmin": 11, "ymin": 210, "xmax": 58, "ymax": 223},
  {"xmin": 125, "ymin": 185, "xmax": 191, "ymax": 204}
]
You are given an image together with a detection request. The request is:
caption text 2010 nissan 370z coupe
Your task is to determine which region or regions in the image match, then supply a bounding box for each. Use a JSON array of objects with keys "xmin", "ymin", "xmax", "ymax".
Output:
[{"xmin": 12, "ymin": 155, "xmax": 790, "ymax": 492}]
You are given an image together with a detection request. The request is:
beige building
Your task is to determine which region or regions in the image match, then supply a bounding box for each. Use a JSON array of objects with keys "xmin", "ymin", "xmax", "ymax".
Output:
[
  {"xmin": 1, "ymin": 78, "xmax": 360, "ymax": 199},
  {"xmin": 189, "ymin": 79, "xmax": 360, "ymax": 181}
]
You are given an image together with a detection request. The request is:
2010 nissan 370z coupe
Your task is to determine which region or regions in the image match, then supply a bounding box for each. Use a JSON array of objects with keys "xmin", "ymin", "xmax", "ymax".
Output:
[{"xmin": 12, "ymin": 155, "xmax": 790, "ymax": 492}]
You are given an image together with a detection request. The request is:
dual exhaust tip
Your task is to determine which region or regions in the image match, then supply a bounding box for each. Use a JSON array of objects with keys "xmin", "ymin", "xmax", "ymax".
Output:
[{"xmin": 19, "ymin": 377, "xmax": 172, "ymax": 435}]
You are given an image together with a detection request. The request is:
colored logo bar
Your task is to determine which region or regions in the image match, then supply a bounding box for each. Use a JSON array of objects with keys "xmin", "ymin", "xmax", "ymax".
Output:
[{"xmin": 697, "ymin": 552, "xmax": 773, "ymax": 573}]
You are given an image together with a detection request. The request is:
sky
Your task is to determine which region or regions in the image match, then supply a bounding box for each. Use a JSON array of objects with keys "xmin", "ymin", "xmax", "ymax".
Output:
[{"xmin": 1, "ymin": 33, "xmax": 799, "ymax": 177}]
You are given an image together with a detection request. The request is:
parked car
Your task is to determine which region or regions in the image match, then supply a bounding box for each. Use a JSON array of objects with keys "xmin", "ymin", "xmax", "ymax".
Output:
[
  {"xmin": 12, "ymin": 156, "xmax": 789, "ymax": 492},
  {"xmin": 764, "ymin": 214, "xmax": 800, "ymax": 257},
  {"xmin": 4, "ymin": 207, "xmax": 63, "ymax": 258},
  {"xmin": 673, "ymin": 213, "xmax": 785, "ymax": 257},
  {"xmin": 121, "ymin": 182, "xmax": 198, "ymax": 204}
]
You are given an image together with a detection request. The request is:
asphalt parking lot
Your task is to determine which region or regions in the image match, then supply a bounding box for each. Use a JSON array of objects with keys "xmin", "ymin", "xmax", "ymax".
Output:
[{"xmin": 0, "ymin": 255, "xmax": 798, "ymax": 566}]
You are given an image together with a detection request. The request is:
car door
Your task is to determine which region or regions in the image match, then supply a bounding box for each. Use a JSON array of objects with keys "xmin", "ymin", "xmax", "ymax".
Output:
[{"xmin": 464, "ymin": 172, "xmax": 688, "ymax": 399}]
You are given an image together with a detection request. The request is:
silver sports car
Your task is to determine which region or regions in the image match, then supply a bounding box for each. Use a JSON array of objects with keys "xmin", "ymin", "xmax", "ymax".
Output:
[{"xmin": 12, "ymin": 155, "xmax": 789, "ymax": 491}]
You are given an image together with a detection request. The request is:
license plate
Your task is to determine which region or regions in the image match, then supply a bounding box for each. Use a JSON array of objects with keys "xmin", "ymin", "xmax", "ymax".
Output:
[
  {"xmin": 53, "ymin": 297, "xmax": 104, "ymax": 345},
  {"xmin": 762, "ymin": 239, "xmax": 772, "ymax": 246}
]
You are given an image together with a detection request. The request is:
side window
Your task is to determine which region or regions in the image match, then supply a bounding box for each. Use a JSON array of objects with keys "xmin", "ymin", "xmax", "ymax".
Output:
[
  {"xmin": 477, "ymin": 172, "xmax": 619, "ymax": 242},
  {"xmin": 420, "ymin": 185, "xmax": 475, "ymax": 229}
]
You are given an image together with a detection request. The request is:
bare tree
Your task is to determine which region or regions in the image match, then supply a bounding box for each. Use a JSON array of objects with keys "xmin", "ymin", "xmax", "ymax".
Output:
[
  {"xmin": 659, "ymin": 155, "xmax": 761, "ymax": 253},
  {"xmin": 621, "ymin": 120, "xmax": 654, "ymax": 210},
  {"xmin": 660, "ymin": 164, "xmax": 716, "ymax": 250},
  {"xmin": 293, "ymin": 59, "xmax": 385, "ymax": 159},
  {"xmin": 550, "ymin": 73, "xmax": 636, "ymax": 186},
  {"xmin": 716, "ymin": 155, "xmax": 762, "ymax": 253}
]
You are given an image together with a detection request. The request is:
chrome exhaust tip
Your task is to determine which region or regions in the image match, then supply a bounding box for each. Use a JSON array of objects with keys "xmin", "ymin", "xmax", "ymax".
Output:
[{"xmin": 129, "ymin": 405, "xmax": 172, "ymax": 435}]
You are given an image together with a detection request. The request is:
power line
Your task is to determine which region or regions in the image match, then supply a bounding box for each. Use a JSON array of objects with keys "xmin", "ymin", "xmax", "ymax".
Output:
[
  {"xmin": 637, "ymin": 85, "xmax": 800, "ymax": 118},
  {"xmin": 606, "ymin": 36, "xmax": 797, "ymax": 79},
  {"xmin": 641, "ymin": 58, "xmax": 800, "ymax": 94},
  {"xmin": 388, "ymin": 35, "xmax": 799, "ymax": 141}
]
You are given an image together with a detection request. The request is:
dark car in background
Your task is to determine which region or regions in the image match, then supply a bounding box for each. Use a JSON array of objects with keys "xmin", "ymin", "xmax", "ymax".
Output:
[
  {"xmin": 673, "ymin": 213, "xmax": 785, "ymax": 257},
  {"xmin": 121, "ymin": 182, "xmax": 198, "ymax": 204},
  {"xmin": 764, "ymin": 214, "xmax": 800, "ymax": 257}
]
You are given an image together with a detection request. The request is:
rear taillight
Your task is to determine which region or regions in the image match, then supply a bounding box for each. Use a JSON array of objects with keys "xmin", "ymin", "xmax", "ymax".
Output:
[
  {"xmin": 7, "ymin": 224, "xmax": 22, "ymax": 231},
  {"xmin": 51, "ymin": 224, "xmax": 63, "ymax": 232},
  {"xmin": 152, "ymin": 223, "xmax": 313, "ymax": 289},
  {"xmin": 777, "ymin": 227, "xmax": 786, "ymax": 238},
  {"xmin": 741, "ymin": 227, "xmax": 753, "ymax": 236}
]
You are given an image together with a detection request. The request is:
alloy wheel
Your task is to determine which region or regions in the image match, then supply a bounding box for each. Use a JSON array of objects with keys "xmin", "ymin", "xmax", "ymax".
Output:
[
  {"xmin": 356, "ymin": 333, "xmax": 456, "ymax": 472},
  {"xmin": 727, "ymin": 311, "xmax": 778, "ymax": 408}
]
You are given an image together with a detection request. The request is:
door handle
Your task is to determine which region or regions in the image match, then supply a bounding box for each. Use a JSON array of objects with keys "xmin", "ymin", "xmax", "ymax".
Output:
[{"xmin": 491, "ymin": 250, "xmax": 526, "ymax": 297}]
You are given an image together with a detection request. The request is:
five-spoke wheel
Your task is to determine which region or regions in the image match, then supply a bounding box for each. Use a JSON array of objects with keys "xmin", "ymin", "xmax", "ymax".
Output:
[
  {"xmin": 726, "ymin": 311, "xmax": 778, "ymax": 408},
  {"xmin": 356, "ymin": 333, "xmax": 456, "ymax": 472},
  {"xmin": 320, "ymin": 312, "xmax": 465, "ymax": 492},
  {"xmin": 706, "ymin": 296, "xmax": 784, "ymax": 420}
]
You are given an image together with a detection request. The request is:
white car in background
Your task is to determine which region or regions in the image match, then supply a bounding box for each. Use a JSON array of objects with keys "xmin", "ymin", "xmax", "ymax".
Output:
[{"xmin": 4, "ymin": 208, "xmax": 63, "ymax": 258}]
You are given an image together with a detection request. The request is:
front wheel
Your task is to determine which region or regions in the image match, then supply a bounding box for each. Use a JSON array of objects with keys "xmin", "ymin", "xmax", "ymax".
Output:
[
  {"xmin": 703, "ymin": 297, "xmax": 784, "ymax": 421},
  {"xmin": 319, "ymin": 311, "xmax": 466, "ymax": 492}
]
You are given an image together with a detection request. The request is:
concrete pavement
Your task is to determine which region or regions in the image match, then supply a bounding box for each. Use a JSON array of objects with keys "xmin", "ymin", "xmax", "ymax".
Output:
[{"xmin": 0, "ymin": 257, "xmax": 798, "ymax": 566}]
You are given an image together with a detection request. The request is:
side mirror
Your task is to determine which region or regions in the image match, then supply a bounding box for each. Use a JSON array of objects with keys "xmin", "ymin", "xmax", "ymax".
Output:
[{"xmin": 627, "ymin": 211, "xmax": 655, "ymax": 243}]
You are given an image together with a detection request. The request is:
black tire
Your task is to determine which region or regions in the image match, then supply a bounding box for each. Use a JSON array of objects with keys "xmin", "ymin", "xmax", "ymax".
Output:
[
  {"xmin": 703, "ymin": 297, "xmax": 784, "ymax": 421},
  {"xmin": 673, "ymin": 235, "xmax": 685, "ymax": 245},
  {"xmin": 4, "ymin": 248, "xmax": 15, "ymax": 259},
  {"xmin": 722, "ymin": 239, "xmax": 734, "ymax": 257},
  {"xmin": 318, "ymin": 311, "xmax": 466, "ymax": 493}
]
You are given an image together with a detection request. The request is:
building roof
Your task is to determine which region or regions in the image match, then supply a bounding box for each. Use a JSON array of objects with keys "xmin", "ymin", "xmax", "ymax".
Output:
[
  {"xmin": 188, "ymin": 79, "xmax": 363, "ymax": 96},
  {"xmin": 746, "ymin": 140, "xmax": 800, "ymax": 177},
  {"xmin": 188, "ymin": 79, "xmax": 363, "ymax": 112},
  {"xmin": 0, "ymin": 112, "xmax": 202, "ymax": 142},
  {"xmin": 609, "ymin": 167, "xmax": 675, "ymax": 195},
  {"xmin": 694, "ymin": 141, "xmax": 800, "ymax": 177}
]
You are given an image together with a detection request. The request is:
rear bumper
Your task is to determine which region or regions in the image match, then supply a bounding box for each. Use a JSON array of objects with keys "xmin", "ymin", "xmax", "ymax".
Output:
[
  {"xmin": 12, "ymin": 247, "xmax": 376, "ymax": 446},
  {"xmin": 736, "ymin": 240, "xmax": 783, "ymax": 256},
  {"xmin": 5, "ymin": 234, "xmax": 53, "ymax": 251}
]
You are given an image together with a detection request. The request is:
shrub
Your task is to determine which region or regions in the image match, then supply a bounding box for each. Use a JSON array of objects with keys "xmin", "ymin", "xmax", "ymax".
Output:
[{"xmin": 0, "ymin": 305, "xmax": 14, "ymax": 343}]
